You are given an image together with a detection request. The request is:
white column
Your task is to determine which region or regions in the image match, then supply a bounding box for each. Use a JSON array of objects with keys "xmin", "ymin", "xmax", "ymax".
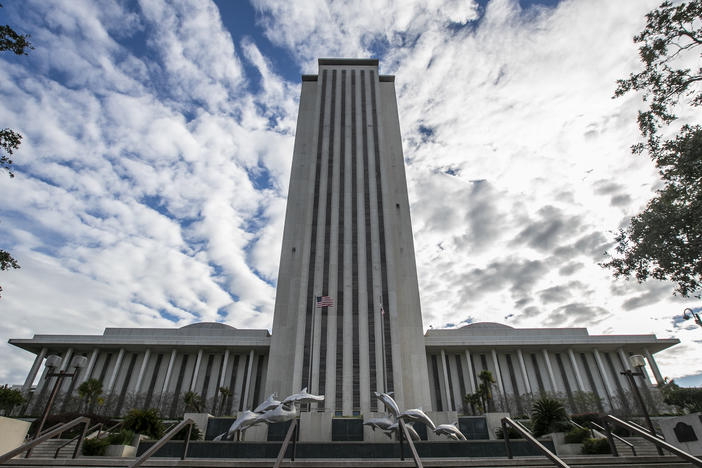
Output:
[
  {"xmin": 161, "ymin": 349, "xmax": 177, "ymax": 395},
  {"xmin": 617, "ymin": 348, "xmax": 630, "ymax": 370},
  {"xmin": 491, "ymin": 349, "xmax": 505, "ymax": 395},
  {"xmin": 593, "ymin": 349, "xmax": 616, "ymax": 400},
  {"xmin": 22, "ymin": 347, "xmax": 47, "ymax": 393},
  {"xmin": 568, "ymin": 349, "xmax": 585, "ymax": 391},
  {"xmin": 218, "ymin": 350, "xmax": 230, "ymax": 389},
  {"xmin": 464, "ymin": 350, "xmax": 476, "ymax": 393},
  {"xmin": 440, "ymin": 350, "xmax": 452, "ymax": 411},
  {"xmin": 516, "ymin": 349, "xmax": 532, "ymax": 394},
  {"xmin": 134, "ymin": 349, "xmax": 151, "ymax": 394},
  {"xmin": 644, "ymin": 348, "xmax": 664, "ymax": 385},
  {"xmin": 241, "ymin": 350, "xmax": 255, "ymax": 410},
  {"xmin": 189, "ymin": 349, "xmax": 203, "ymax": 392},
  {"xmin": 542, "ymin": 349, "xmax": 557, "ymax": 392},
  {"xmin": 58, "ymin": 348, "xmax": 74, "ymax": 393},
  {"xmin": 80, "ymin": 349, "xmax": 99, "ymax": 385},
  {"xmin": 107, "ymin": 348, "xmax": 125, "ymax": 392}
]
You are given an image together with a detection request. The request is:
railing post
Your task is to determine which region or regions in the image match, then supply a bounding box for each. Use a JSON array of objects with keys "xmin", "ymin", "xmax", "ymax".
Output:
[
  {"xmin": 501, "ymin": 418, "xmax": 512, "ymax": 459},
  {"xmin": 398, "ymin": 420, "xmax": 405, "ymax": 461},
  {"xmin": 181, "ymin": 423, "xmax": 192, "ymax": 460},
  {"xmin": 602, "ymin": 418, "xmax": 618, "ymax": 457},
  {"xmin": 291, "ymin": 418, "xmax": 298, "ymax": 461},
  {"xmin": 72, "ymin": 419, "xmax": 90, "ymax": 459}
]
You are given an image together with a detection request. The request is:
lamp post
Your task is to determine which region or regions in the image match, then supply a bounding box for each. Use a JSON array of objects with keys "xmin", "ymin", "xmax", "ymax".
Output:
[
  {"xmin": 682, "ymin": 308, "xmax": 702, "ymax": 328},
  {"xmin": 620, "ymin": 354, "xmax": 663, "ymax": 456},
  {"xmin": 29, "ymin": 354, "xmax": 87, "ymax": 452}
]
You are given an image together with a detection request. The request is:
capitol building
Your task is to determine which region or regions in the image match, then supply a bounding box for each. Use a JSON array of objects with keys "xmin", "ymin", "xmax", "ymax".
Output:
[{"xmin": 8, "ymin": 59, "xmax": 679, "ymax": 441}]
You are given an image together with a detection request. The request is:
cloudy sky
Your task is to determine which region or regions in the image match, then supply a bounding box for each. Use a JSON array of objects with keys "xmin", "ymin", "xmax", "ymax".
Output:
[{"xmin": 1, "ymin": 0, "xmax": 700, "ymax": 387}]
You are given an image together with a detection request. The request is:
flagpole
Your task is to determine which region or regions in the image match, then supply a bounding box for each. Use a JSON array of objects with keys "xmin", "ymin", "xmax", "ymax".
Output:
[{"xmin": 380, "ymin": 296, "xmax": 388, "ymax": 393}]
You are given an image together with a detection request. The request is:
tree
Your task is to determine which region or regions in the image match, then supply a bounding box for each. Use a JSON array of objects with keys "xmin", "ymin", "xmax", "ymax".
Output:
[
  {"xmin": 0, "ymin": 384, "xmax": 25, "ymax": 415},
  {"xmin": 217, "ymin": 387, "xmax": 231, "ymax": 415},
  {"xmin": 659, "ymin": 379, "xmax": 702, "ymax": 413},
  {"xmin": 183, "ymin": 391, "xmax": 203, "ymax": 413},
  {"xmin": 530, "ymin": 396, "xmax": 567, "ymax": 437},
  {"xmin": 77, "ymin": 378, "xmax": 103, "ymax": 413},
  {"xmin": 602, "ymin": 1, "xmax": 702, "ymax": 298},
  {"xmin": 0, "ymin": 4, "xmax": 32, "ymax": 272}
]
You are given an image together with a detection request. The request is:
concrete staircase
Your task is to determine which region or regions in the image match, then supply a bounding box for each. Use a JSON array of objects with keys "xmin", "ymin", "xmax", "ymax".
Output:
[
  {"xmin": 22, "ymin": 438, "xmax": 77, "ymax": 459},
  {"xmin": 614, "ymin": 436, "xmax": 667, "ymax": 457},
  {"xmin": 2, "ymin": 455, "xmax": 698, "ymax": 467}
]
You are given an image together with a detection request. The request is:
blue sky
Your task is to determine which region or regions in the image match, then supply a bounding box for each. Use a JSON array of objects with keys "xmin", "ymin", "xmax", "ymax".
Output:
[{"xmin": 0, "ymin": 0, "xmax": 700, "ymax": 387}]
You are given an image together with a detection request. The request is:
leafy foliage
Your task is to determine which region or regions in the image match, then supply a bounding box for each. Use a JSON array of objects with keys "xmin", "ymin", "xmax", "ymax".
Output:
[
  {"xmin": 0, "ymin": 5, "xmax": 31, "ymax": 273},
  {"xmin": 106, "ymin": 428, "xmax": 136, "ymax": 446},
  {"xmin": 77, "ymin": 378, "xmax": 103, "ymax": 413},
  {"xmin": 122, "ymin": 408, "xmax": 164, "ymax": 440},
  {"xmin": 82, "ymin": 437, "xmax": 110, "ymax": 456},
  {"xmin": 564, "ymin": 426, "xmax": 590, "ymax": 444},
  {"xmin": 495, "ymin": 425, "xmax": 524, "ymax": 439},
  {"xmin": 464, "ymin": 370, "xmax": 496, "ymax": 414},
  {"xmin": 660, "ymin": 379, "xmax": 702, "ymax": 413},
  {"xmin": 173, "ymin": 424, "xmax": 202, "ymax": 440},
  {"xmin": 0, "ymin": 384, "xmax": 24, "ymax": 414},
  {"xmin": 531, "ymin": 397, "xmax": 568, "ymax": 437},
  {"xmin": 605, "ymin": 0, "xmax": 702, "ymax": 297},
  {"xmin": 183, "ymin": 391, "xmax": 203, "ymax": 413},
  {"xmin": 581, "ymin": 437, "xmax": 611, "ymax": 454}
]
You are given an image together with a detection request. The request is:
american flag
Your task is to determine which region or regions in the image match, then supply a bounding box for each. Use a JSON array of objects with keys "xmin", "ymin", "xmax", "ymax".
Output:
[{"xmin": 316, "ymin": 295, "xmax": 334, "ymax": 308}]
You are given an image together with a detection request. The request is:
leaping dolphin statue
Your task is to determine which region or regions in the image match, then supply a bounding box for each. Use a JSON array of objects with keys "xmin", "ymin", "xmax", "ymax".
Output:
[
  {"xmin": 363, "ymin": 417, "xmax": 394, "ymax": 432},
  {"xmin": 373, "ymin": 391, "xmax": 400, "ymax": 418},
  {"xmin": 253, "ymin": 393, "xmax": 281, "ymax": 413},
  {"xmin": 282, "ymin": 387, "xmax": 325, "ymax": 405},
  {"xmin": 386, "ymin": 421, "xmax": 421, "ymax": 441},
  {"xmin": 258, "ymin": 403, "xmax": 298, "ymax": 424},
  {"xmin": 398, "ymin": 408, "xmax": 436, "ymax": 430},
  {"xmin": 434, "ymin": 423, "xmax": 466, "ymax": 441},
  {"xmin": 215, "ymin": 410, "xmax": 261, "ymax": 440}
]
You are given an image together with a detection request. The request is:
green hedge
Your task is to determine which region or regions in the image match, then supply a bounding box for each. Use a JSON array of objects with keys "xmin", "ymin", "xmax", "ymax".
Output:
[
  {"xmin": 581, "ymin": 438, "xmax": 611, "ymax": 454},
  {"xmin": 564, "ymin": 427, "xmax": 590, "ymax": 444}
]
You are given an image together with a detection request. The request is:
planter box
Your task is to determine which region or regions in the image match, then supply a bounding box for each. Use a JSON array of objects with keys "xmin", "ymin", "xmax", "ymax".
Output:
[
  {"xmin": 0, "ymin": 416, "xmax": 31, "ymax": 457},
  {"xmin": 104, "ymin": 444, "xmax": 137, "ymax": 457}
]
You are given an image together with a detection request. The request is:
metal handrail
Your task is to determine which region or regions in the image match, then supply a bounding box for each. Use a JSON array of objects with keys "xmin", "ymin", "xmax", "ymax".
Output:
[
  {"xmin": 128, "ymin": 418, "xmax": 194, "ymax": 468},
  {"xmin": 627, "ymin": 419, "xmax": 664, "ymax": 439},
  {"xmin": 604, "ymin": 414, "xmax": 702, "ymax": 466},
  {"xmin": 513, "ymin": 419, "xmax": 532, "ymax": 435},
  {"xmin": 587, "ymin": 421, "xmax": 636, "ymax": 456},
  {"xmin": 0, "ymin": 416, "xmax": 90, "ymax": 464},
  {"xmin": 398, "ymin": 420, "xmax": 423, "ymax": 468},
  {"xmin": 273, "ymin": 419, "xmax": 299, "ymax": 468},
  {"xmin": 54, "ymin": 422, "xmax": 102, "ymax": 458},
  {"xmin": 501, "ymin": 417, "xmax": 569, "ymax": 468},
  {"xmin": 36, "ymin": 422, "xmax": 64, "ymax": 438}
]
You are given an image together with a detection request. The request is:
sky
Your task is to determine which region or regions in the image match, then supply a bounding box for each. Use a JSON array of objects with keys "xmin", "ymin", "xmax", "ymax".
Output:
[{"xmin": 0, "ymin": 0, "xmax": 700, "ymax": 388}]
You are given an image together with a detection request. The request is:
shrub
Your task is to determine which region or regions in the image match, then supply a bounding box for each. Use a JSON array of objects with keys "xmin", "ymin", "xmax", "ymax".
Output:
[
  {"xmin": 172, "ymin": 424, "xmax": 202, "ymax": 440},
  {"xmin": 122, "ymin": 408, "xmax": 163, "ymax": 440},
  {"xmin": 581, "ymin": 437, "xmax": 611, "ymax": 454},
  {"xmin": 28, "ymin": 412, "xmax": 116, "ymax": 438},
  {"xmin": 495, "ymin": 426, "xmax": 524, "ymax": 439},
  {"xmin": 564, "ymin": 427, "xmax": 590, "ymax": 444},
  {"xmin": 82, "ymin": 437, "xmax": 110, "ymax": 456},
  {"xmin": 570, "ymin": 413, "xmax": 601, "ymax": 427},
  {"xmin": 106, "ymin": 429, "xmax": 136, "ymax": 446},
  {"xmin": 0, "ymin": 385, "xmax": 25, "ymax": 415},
  {"xmin": 531, "ymin": 397, "xmax": 567, "ymax": 437}
]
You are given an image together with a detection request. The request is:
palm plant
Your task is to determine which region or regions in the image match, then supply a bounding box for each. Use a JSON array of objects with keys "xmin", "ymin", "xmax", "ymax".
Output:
[
  {"xmin": 531, "ymin": 397, "xmax": 567, "ymax": 437},
  {"xmin": 77, "ymin": 378, "xmax": 102, "ymax": 414}
]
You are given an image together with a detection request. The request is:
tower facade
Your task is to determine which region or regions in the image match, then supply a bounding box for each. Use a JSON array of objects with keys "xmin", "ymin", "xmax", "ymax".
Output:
[{"xmin": 265, "ymin": 59, "xmax": 431, "ymax": 415}]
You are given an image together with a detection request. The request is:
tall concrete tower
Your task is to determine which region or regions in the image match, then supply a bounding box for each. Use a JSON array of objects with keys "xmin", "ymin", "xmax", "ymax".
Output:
[{"xmin": 266, "ymin": 59, "xmax": 431, "ymax": 417}]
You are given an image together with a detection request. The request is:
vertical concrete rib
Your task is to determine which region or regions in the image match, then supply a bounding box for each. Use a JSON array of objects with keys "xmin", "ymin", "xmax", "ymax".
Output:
[
  {"xmin": 369, "ymin": 70, "xmax": 394, "ymax": 392},
  {"xmin": 319, "ymin": 69, "xmax": 337, "ymax": 399},
  {"xmin": 361, "ymin": 70, "xmax": 377, "ymax": 411},
  {"xmin": 335, "ymin": 69, "xmax": 347, "ymax": 414},
  {"xmin": 350, "ymin": 69, "xmax": 361, "ymax": 412},
  {"xmin": 301, "ymin": 70, "xmax": 328, "ymax": 394}
]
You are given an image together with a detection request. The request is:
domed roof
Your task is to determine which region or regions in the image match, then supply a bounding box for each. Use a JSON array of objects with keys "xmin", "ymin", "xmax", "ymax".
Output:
[
  {"xmin": 459, "ymin": 322, "xmax": 514, "ymax": 330},
  {"xmin": 180, "ymin": 322, "xmax": 237, "ymax": 330}
]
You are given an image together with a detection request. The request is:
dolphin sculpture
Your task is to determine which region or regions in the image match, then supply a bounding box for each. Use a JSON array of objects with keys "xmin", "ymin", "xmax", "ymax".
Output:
[
  {"xmin": 363, "ymin": 417, "xmax": 395, "ymax": 432},
  {"xmin": 282, "ymin": 387, "xmax": 325, "ymax": 405},
  {"xmin": 434, "ymin": 423, "xmax": 466, "ymax": 441},
  {"xmin": 398, "ymin": 408, "xmax": 436, "ymax": 430},
  {"xmin": 373, "ymin": 391, "xmax": 400, "ymax": 418},
  {"xmin": 258, "ymin": 402, "xmax": 298, "ymax": 424},
  {"xmin": 387, "ymin": 422, "xmax": 421, "ymax": 441},
  {"xmin": 216, "ymin": 410, "xmax": 261, "ymax": 440},
  {"xmin": 253, "ymin": 393, "xmax": 281, "ymax": 413}
]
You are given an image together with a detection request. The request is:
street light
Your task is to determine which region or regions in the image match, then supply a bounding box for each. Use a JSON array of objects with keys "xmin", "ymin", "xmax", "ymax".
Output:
[
  {"xmin": 620, "ymin": 354, "xmax": 663, "ymax": 456},
  {"xmin": 29, "ymin": 354, "xmax": 87, "ymax": 454},
  {"xmin": 682, "ymin": 308, "xmax": 702, "ymax": 328}
]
